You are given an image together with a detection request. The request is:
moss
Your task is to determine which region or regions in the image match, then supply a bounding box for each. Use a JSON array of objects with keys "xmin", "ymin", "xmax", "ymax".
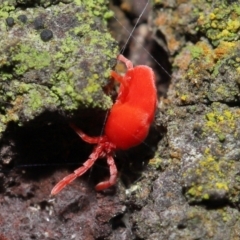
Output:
[
  {"xmin": 0, "ymin": 72, "xmax": 12, "ymax": 80},
  {"xmin": 50, "ymin": 29, "xmax": 115, "ymax": 109}
]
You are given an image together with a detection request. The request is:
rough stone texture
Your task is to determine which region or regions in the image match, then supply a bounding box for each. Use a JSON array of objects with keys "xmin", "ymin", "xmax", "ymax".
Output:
[
  {"xmin": 132, "ymin": 1, "xmax": 240, "ymax": 239},
  {"xmin": 0, "ymin": 0, "xmax": 118, "ymax": 136},
  {"xmin": 2, "ymin": 0, "xmax": 240, "ymax": 240}
]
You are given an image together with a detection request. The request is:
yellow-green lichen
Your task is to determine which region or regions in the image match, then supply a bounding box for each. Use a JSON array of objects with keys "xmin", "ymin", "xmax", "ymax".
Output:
[
  {"xmin": 26, "ymin": 89, "xmax": 43, "ymax": 112},
  {"xmin": 185, "ymin": 150, "xmax": 233, "ymax": 202},
  {"xmin": 0, "ymin": 0, "xmax": 118, "ymax": 139},
  {"xmin": 198, "ymin": 3, "xmax": 240, "ymax": 46},
  {"xmin": 0, "ymin": 1, "xmax": 15, "ymax": 18},
  {"xmin": 74, "ymin": 0, "xmax": 114, "ymax": 22},
  {"xmin": 188, "ymin": 45, "xmax": 204, "ymax": 59},
  {"xmin": 12, "ymin": 44, "xmax": 51, "ymax": 75},
  {"xmin": 204, "ymin": 103, "xmax": 239, "ymax": 142},
  {"xmin": 180, "ymin": 94, "xmax": 189, "ymax": 102},
  {"xmin": 149, "ymin": 157, "xmax": 162, "ymax": 169}
]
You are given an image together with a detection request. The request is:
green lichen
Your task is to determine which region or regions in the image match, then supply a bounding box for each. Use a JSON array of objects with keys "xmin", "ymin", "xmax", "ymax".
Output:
[
  {"xmin": 50, "ymin": 28, "xmax": 117, "ymax": 110},
  {"xmin": 0, "ymin": 1, "xmax": 14, "ymax": 18},
  {"xmin": 171, "ymin": 2, "xmax": 240, "ymax": 104},
  {"xmin": 204, "ymin": 103, "xmax": 239, "ymax": 142},
  {"xmin": 188, "ymin": 45, "xmax": 203, "ymax": 59},
  {"xmin": 185, "ymin": 150, "xmax": 233, "ymax": 202},
  {"xmin": 183, "ymin": 103, "xmax": 240, "ymax": 203},
  {"xmin": 74, "ymin": 0, "xmax": 114, "ymax": 22},
  {"xmin": 12, "ymin": 44, "xmax": 51, "ymax": 75},
  {"xmin": 0, "ymin": 1, "xmax": 118, "ymax": 137},
  {"xmin": 27, "ymin": 88, "xmax": 47, "ymax": 112}
]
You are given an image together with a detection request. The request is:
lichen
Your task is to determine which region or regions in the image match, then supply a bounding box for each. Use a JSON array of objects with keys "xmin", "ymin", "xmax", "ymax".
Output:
[
  {"xmin": 0, "ymin": 1, "xmax": 118, "ymax": 136},
  {"xmin": 0, "ymin": 1, "xmax": 14, "ymax": 18},
  {"xmin": 12, "ymin": 44, "xmax": 52, "ymax": 75},
  {"xmin": 134, "ymin": 1, "xmax": 240, "ymax": 239},
  {"xmin": 203, "ymin": 103, "xmax": 239, "ymax": 142},
  {"xmin": 184, "ymin": 150, "xmax": 233, "ymax": 202},
  {"xmin": 198, "ymin": 2, "xmax": 240, "ymax": 46}
]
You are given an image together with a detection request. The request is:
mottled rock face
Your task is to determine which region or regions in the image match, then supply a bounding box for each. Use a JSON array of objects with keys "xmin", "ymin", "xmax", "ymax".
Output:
[
  {"xmin": 2, "ymin": 1, "xmax": 240, "ymax": 239},
  {"xmin": 129, "ymin": 1, "xmax": 240, "ymax": 239},
  {"xmin": 0, "ymin": 0, "xmax": 118, "ymax": 135}
]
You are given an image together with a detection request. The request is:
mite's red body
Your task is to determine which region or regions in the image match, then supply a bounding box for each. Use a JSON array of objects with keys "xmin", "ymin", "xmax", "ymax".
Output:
[
  {"xmin": 105, "ymin": 56, "xmax": 156, "ymax": 150},
  {"xmin": 51, "ymin": 55, "xmax": 157, "ymax": 195}
]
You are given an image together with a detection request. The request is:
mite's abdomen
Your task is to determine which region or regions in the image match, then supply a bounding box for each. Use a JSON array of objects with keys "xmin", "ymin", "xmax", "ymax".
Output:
[
  {"xmin": 105, "ymin": 62, "xmax": 157, "ymax": 150},
  {"xmin": 105, "ymin": 104, "xmax": 151, "ymax": 150}
]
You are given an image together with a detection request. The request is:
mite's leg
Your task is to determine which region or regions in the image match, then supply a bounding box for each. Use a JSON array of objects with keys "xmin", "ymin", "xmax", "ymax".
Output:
[
  {"xmin": 117, "ymin": 54, "xmax": 133, "ymax": 69},
  {"xmin": 95, "ymin": 155, "xmax": 117, "ymax": 191},
  {"xmin": 110, "ymin": 71, "xmax": 130, "ymax": 93},
  {"xmin": 111, "ymin": 70, "xmax": 126, "ymax": 85},
  {"xmin": 51, "ymin": 147, "xmax": 101, "ymax": 195},
  {"xmin": 70, "ymin": 123, "xmax": 101, "ymax": 144},
  {"xmin": 111, "ymin": 54, "xmax": 133, "ymax": 87}
]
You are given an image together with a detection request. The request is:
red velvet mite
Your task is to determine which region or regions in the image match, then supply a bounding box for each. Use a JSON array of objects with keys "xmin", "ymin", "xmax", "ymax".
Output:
[{"xmin": 51, "ymin": 54, "xmax": 157, "ymax": 195}]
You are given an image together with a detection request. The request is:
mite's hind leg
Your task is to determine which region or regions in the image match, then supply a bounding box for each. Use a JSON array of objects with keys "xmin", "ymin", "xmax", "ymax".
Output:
[
  {"xmin": 95, "ymin": 155, "xmax": 117, "ymax": 191},
  {"xmin": 51, "ymin": 146, "xmax": 101, "ymax": 195}
]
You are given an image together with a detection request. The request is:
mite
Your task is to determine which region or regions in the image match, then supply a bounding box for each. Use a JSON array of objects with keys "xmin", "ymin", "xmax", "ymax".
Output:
[{"xmin": 51, "ymin": 54, "xmax": 157, "ymax": 195}]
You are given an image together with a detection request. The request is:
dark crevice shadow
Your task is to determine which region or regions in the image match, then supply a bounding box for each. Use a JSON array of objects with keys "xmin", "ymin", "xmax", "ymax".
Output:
[
  {"xmin": 150, "ymin": 38, "xmax": 172, "ymax": 97},
  {"xmin": 1, "ymin": 109, "xmax": 107, "ymax": 182}
]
